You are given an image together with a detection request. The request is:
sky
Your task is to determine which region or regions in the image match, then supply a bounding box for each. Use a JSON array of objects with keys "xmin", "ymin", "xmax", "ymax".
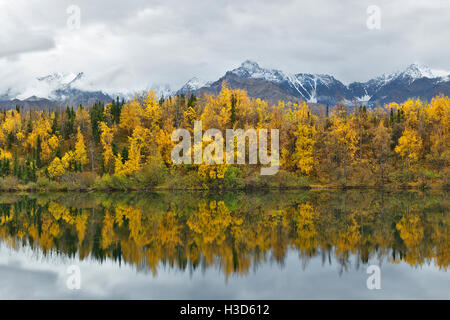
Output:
[{"xmin": 0, "ymin": 0, "xmax": 450, "ymax": 96}]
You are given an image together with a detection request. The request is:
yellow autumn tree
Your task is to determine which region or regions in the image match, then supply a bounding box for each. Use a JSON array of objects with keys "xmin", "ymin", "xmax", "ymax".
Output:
[
  {"xmin": 25, "ymin": 111, "xmax": 59, "ymax": 163},
  {"xmin": 201, "ymin": 82, "xmax": 233, "ymax": 130},
  {"xmin": 401, "ymin": 98, "xmax": 422, "ymax": 128},
  {"xmin": 115, "ymin": 127, "xmax": 144, "ymax": 176},
  {"xmin": 292, "ymin": 103, "xmax": 317, "ymax": 175},
  {"xmin": 426, "ymin": 95, "xmax": 450, "ymax": 169},
  {"xmin": 0, "ymin": 110, "xmax": 21, "ymax": 146},
  {"xmin": 143, "ymin": 89, "xmax": 161, "ymax": 129},
  {"xmin": 372, "ymin": 121, "xmax": 391, "ymax": 183},
  {"xmin": 99, "ymin": 122, "xmax": 115, "ymax": 170},
  {"xmin": 183, "ymin": 106, "xmax": 198, "ymax": 129},
  {"xmin": 395, "ymin": 127, "xmax": 423, "ymax": 165},
  {"xmin": 0, "ymin": 148, "xmax": 12, "ymax": 160},
  {"xmin": 75, "ymin": 126, "xmax": 88, "ymax": 167},
  {"xmin": 328, "ymin": 108, "xmax": 359, "ymax": 183},
  {"xmin": 75, "ymin": 106, "xmax": 91, "ymax": 135},
  {"xmin": 61, "ymin": 150, "xmax": 76, "ymax": 170},
  {"xmin": 156, "ymin": 120, "xmax": 175, "ymax": 165},
  {"xmin": 119, "ymin": 98, "xmax": 143, "ymax": 135},
  {"xmin": 47, "ymin": 157, "xmax": 65, "ymax": 179}
]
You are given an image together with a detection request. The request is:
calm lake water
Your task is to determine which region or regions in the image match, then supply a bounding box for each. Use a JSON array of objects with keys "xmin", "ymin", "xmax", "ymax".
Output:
[{"xmin": 0, "ymin": 190, "xmax": 448, "ymax": 299}]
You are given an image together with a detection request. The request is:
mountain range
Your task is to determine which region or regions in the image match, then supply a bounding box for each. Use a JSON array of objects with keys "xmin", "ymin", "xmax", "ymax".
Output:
[
  {"xmin": 0, "ymin": 72, "xmax": 110, "ymax": 109},
  {"xmin": 1, "ymin": 61, "xmax": 449, "ymax": 109},
  {"xmin": 185, "ymin": 60, "xmax": 450, "ymax": 106}
]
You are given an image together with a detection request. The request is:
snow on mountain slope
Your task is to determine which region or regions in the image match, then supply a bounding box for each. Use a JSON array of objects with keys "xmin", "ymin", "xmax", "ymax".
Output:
[
  {"xmin": 367, "ymin": 63, "xmax": 450, "ymax": 88},
  {"xmin": 399, "ymin": 63, "xmax": 450, "ymax": 81},
  {"xmin": 231, "ymin": 60, "xmax": 288, "ymax": 83},
  {"xmin": 229, "ymin": 60, "xmax": 348, "ymax": 103},
  {"xmin": 14, "ymin": 72, "xmax": 83, "ymax": 100},
  {"xmin": 2, "ymin": 61, "xmax": 450, "ymax": 108},
  {"xmin": 13, "ymin": 72, "xmax": 101, "ymax": 102},
  {"xmin": 150, "ymin": 84, "xmax": 173, "ymax": 98},
  {"xmin": 349, "ymin": 63, "xmax": 450, "ymax": 103},
  {"xmin": 178, "ymin": 60, "xmax": 450, "ymax": 105},
  {"xmin": 178, "ymin": 77, "xmax": 212, "ymax": 94},
  {"xmin": 0, "ymin": 71, "xmax": 113, "ymax": 107},
  {"xmin": 0, "ymin": 70, "xmax": 176, "ymax": 106}
]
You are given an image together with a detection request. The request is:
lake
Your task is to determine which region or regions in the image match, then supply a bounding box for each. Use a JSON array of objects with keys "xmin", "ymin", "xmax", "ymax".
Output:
[{"xmin": 0, "ymin": 190, "xmax": 448, "ymax": 299}]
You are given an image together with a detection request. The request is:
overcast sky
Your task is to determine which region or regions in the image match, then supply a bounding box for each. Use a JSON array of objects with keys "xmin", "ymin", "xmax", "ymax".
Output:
[{"xmin": 1, "ymin": 0, "xmax": 449, "ymax": 94}]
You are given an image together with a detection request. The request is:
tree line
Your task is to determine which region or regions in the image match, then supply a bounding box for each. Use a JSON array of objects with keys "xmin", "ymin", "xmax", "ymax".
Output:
[{"xmin": 0, "ymin": 83, "xmax": 448, "ymax": 189}]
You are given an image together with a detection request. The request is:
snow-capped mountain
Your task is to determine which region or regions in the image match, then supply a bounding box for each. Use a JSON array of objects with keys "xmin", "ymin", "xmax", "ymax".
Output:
[
  {"xmin": 351, "ymin": 63, "xmax": 449, "ymax": 94},
  {"xmin": 231, "ymin": 60, "xmax": 288, "ymax": 83},
  {"xmin": 227, "ymin": 60, "xmax": 347, "ymax": 103},
  {"xmin": 350, "ymin": 63, "xmax": 450, "ymax": 105},
  {"xmin": 177, "ymin": 77, "xmax": 212, "ymax": 95},
  {"xmin": 0, "ymin": 72, "xmax": 112, "ymax": 109},
  {"xmin": 0, "ymin": 71, "xmax": 177, "ymax": 108},
  {"xmin": 15, "ymin": 72, "xmax": 85, "ymax": 100},
  {"xmin": 149, "ymin": 84, "xmax": 173, "ymax": 99},
  {"xmin": 1, "ymin": 61, "xmax": 450, "ymax": 109},
  {"xmin": 186, "ymin": 60, "xmax": 450, "ymax": 105},
  {"xmin": 394, "ymin": 63, "xmax": 450, "ymax": 82}
]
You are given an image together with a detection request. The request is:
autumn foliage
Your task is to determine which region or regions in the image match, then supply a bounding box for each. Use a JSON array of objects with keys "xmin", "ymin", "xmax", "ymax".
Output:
[{"xmin": 0, "ymin": 85, "xmax": 448, "ymax": 189}]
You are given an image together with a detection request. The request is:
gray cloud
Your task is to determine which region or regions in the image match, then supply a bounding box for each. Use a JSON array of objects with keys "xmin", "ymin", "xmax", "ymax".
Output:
[
  {"xmin": 0, "ymin": 0, "xmax": 449, "ymax": 94},
  {"xmin": 0, "ymin": 34, "xmax": 54, "ymax": 58}
]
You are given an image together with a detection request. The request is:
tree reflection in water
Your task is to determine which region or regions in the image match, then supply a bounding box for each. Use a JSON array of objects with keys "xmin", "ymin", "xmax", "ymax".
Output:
[{"xmin": 0, "ymin": 190, "xmax": 447, "ymax": 278}]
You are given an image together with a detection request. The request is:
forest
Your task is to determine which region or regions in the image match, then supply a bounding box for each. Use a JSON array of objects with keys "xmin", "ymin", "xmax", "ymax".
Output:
[{"xmin": 0, "ymin": 83, "xmax": 448, "ymax": 190}]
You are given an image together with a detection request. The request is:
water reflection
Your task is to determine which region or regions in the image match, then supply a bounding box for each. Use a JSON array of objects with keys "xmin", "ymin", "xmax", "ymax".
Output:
[{"xmin": 0, "ymin": 190, "xmax": 447, "ymax": 280}]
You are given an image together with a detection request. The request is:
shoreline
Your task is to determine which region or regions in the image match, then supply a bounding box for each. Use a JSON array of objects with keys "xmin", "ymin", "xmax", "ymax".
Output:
[{"xmin": 0, "ymin": 185, "xmax": 447, "ymax": 192}]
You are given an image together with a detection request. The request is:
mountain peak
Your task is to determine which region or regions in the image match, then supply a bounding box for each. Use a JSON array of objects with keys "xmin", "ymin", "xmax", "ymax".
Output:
[
  {"xmin": 232, "ymin": 60, "xmax": 265, "ymax": 77},
  {"xmin": 178, "ymin": 77, "xmax": 212, "ymax": 94},
  {"xmin": 231, "ymin": 60, "xmax": 288, "ymax": 83},
  {"xmin": 403, "ymin": 63, "xmax": 435, "ymax": 79},
  {"xmin": 185, "ymin": 77, "xmax": 205, "ymax": 86},
  {"xmin": 240, "ymin": 60, "xmax": 261, "ymax": 69},
  {"xmin": 399, "ymin": 63, "xmax": 449, "ymax": 80},
  {"xmin": 37, "ymin": 72, "xmax": 84, "ymax": 86},
  {"xmin": 70, "ymin": 72, "xmax": 85, "ymax": 84}
]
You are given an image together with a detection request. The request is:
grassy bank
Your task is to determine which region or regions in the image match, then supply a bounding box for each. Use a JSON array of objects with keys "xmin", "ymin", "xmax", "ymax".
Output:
[{"xmin": 0, "ymin": 165, "xmax": 447, "ymax": 192}]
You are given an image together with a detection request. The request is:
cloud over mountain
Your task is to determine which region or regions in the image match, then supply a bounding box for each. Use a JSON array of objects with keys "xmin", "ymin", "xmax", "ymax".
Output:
[{"xmin": 0, "ymin": 0, "xmax": 449, "ymax": 97}]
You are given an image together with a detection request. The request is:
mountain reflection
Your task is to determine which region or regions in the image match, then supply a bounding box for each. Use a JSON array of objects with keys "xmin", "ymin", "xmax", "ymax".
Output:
[{"xmin": 0, "ymin": 191, "xmax": 447, "ymax": 277}]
